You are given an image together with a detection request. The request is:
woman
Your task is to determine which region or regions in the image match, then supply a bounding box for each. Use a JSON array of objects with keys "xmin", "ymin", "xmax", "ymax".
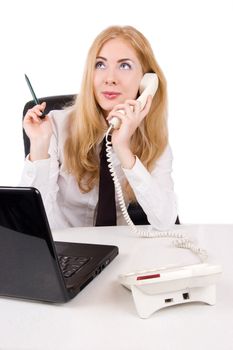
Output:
[{"xmin": 20, "ymin": 25, "xmax": 178, "ymax": 230}]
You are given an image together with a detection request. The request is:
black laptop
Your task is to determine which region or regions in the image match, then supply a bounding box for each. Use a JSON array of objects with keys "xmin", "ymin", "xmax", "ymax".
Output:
[{"xmin": 0, "ymin": 186, "xmax": 118, "ymax": 303}]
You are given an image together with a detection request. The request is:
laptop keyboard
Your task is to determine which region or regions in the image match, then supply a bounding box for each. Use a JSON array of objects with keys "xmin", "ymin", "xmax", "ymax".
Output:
[{"xmin": 58, "ymin": 255, "xmax": 90, "ymax": 278}]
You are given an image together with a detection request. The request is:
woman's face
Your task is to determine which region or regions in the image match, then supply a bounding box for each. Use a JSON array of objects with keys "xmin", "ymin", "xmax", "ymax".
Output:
[{"xmin": 93, "ymin": 38, "xmax": 143, "ymax": 117}]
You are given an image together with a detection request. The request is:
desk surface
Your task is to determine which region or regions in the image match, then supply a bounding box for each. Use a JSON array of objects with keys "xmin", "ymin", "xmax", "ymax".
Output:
[{"xmin": 0, "ymin": 224, "xmax": 232, "ymax": 350}]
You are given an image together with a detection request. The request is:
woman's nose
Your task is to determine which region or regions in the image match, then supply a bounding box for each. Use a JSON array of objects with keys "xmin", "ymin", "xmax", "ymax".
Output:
[{"xmin": 104, "ymin": 70, "xmax": 118, "ymax": 85}]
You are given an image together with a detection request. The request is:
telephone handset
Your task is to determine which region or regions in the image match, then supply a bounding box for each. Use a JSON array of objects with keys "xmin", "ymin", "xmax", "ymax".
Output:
[{"xmin": 109, "ymin": 73, "xmax": 159, "ymax": 129}]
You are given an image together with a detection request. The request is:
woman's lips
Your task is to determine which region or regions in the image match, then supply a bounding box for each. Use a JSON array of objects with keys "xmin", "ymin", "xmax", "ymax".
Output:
[{"xmin": 102, "ymin": 92, "xmax": 121, "ymax": 100}]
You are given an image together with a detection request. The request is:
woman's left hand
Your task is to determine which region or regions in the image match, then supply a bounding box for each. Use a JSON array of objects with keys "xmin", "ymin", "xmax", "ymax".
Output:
[
  {"xmin": 106, "ymin": 95, "xmax": 153, "ymax": 169},
  {"xmin": 106, "ymin": 95, "xmax": 153, "ymax": 152}
]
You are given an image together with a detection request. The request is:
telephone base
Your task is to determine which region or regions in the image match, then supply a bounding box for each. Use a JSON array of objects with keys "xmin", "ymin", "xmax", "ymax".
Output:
[
  {"xmin": 132, "ymin": 284, "xmax": 216, "ymax": 319},
  {"xmin": 119, "ymin": 263, "xmax": 222, "ymax": 318}
]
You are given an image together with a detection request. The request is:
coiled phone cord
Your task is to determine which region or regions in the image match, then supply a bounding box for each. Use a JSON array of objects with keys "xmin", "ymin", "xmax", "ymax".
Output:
[{"xmin": 105, "ymin": 127, "xmax": 208, "ymax": 262}]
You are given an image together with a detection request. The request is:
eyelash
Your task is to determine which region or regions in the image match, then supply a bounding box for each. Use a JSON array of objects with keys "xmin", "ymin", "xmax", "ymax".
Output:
[
  {"xmin": 95, "ymin": 61, "xmax": 105, "ymax": 69},
  {"xmin": 120, "ymin": 62, "xmax": 132, "ymax": 70},
  {"xmin": 95, "ymin": 61, "xmax": 132, "ymax": 70}
]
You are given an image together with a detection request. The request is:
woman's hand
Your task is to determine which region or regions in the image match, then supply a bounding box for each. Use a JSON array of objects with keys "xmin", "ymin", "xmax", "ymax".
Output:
[
  {"xmin": 107, "ymin": 95, "xmax": 152, "ymax": 148},
  {"xmin": 23, "ymin": 102, "xmax": 53, "ymax": 161},
  {"xmin": 23, "ymin": 102, "xmax": 53, "ymax": 141},
  {"xmin": 106, "ymin": 95, "xmax": 152, "ymax": 168}
]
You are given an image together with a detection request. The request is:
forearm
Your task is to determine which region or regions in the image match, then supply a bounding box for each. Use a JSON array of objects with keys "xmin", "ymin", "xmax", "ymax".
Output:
[
  {"xmin": 29, "ymin": 137, "xmax": 51, "ymax": 161},
  {"xmin": 113, "ymin": 144, "xmax": 136, "ymax": 169},
  {"xmin": 19, "ymin": 156, "xmax": 51, "ymax": 190},
  {"xmin": 20, "ymin": 133, "xmax": 58, "ymax": 195},
  {"xmin": 122, "ymin": 148, "xmax": 178, "ymax": 230}
]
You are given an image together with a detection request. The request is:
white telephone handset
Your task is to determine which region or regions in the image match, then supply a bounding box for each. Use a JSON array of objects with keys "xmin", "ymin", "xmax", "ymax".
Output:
[{"xmin": 109, "ymin": 73, "xmax": 159, "ymax": 129}]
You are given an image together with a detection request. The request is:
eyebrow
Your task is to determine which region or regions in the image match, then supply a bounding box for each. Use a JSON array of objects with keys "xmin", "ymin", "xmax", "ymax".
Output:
[{"xmin": 96, "ymin": 56, "xmax": 135, "ymax": 63}]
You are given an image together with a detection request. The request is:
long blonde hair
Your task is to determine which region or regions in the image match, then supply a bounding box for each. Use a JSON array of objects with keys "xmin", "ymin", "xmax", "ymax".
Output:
[{"xmin": 64, "ymin": 25, "xmax": 168, "ymax": 201}]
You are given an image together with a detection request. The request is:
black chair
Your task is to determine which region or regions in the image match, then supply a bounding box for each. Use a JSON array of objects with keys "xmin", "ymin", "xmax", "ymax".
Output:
[{"xmin": 23, "ymin": 94, "xmax": 180, "ymax": 225}]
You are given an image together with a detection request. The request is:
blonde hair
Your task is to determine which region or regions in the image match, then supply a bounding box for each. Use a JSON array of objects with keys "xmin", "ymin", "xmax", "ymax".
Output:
[{"xmin": 64, "ymin": 25, "xmax": 168, "ymax": 201}]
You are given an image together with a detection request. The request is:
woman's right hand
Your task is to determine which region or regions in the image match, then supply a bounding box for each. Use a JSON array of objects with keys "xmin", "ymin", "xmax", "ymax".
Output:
[
  {"xmin": 23, "ymin": 102, "xmax": 53, "ymax": 161},
  {"xmin": 23, "ymin": 102, "xmax": 53, "ymax": 141}
]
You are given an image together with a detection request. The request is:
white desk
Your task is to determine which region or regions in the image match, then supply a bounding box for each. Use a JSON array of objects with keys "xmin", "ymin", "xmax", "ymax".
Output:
[{"xmin": 0, "ymin": 224, "xmax": 232, "ymax": 350}]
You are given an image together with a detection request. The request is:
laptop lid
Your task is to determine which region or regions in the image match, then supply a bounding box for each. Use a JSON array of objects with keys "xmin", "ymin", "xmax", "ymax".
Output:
[{"xmin": 0, "ymin": 186, "xmax": 118, "ymax": 303}]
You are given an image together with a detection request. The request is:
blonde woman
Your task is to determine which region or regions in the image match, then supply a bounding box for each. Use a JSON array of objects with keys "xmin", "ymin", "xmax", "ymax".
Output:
[{"xmin": 20, "ymin": 25, "xmax": 178, "ymax": 230}]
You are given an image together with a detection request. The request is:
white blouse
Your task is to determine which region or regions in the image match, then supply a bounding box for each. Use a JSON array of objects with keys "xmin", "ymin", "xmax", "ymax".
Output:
[{"xmin": 19, "ymin": 109, "xmax": 178, "ymax": 230}]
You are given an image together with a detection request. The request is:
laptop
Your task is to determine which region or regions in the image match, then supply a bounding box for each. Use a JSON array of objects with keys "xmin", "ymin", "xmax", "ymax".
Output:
[{"xmin": 0, "ymin": 186, "xmax": 118, "ymax": 303}]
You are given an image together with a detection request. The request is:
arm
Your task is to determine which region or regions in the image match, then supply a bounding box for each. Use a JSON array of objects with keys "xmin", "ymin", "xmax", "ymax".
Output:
[
  {"xmin": 106, "ymin": 97, "xmax": 177, "ymax": 229},
  {"xmin": 20, "ymin": 109, "xmax": 70, "ymax": 229},
  {"xmin": 122, "ymin": 145, "xmax": 178, "ymax": 231}
]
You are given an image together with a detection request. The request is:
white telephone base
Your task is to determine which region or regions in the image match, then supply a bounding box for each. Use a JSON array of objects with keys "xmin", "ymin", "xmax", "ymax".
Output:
[{"xmin": 119, "ymin": 263, "xmax": 222, "ymax": 318}]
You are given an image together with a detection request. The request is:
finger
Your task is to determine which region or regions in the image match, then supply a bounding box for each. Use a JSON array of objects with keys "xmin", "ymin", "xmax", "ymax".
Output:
[
  {"xmin": 107, "ymin": 107, "xmax": 127, "ymax": 121},
  {"xmin": 33, "ymin": 102, "xmax": 46, "ymax": 114},
  {"xmin": 33, "ymin": 105, "xmax": 45, "ymax": 116},
  {"xmin": 124, "ymin": 99, "xmax": 138, "ymax": 107},
  {"xmin": 132, "ymin": 100, "xmax": 142, "ymax": 115},
  {"xmin": 119, "ymin": 99, "xmax": 142, "ymax": 116},
  {"xmin": 26, "ymin": 105, "xmax": 42, "ymax": 115},
  {"xmin": 123, "ymin": 100, "xmax": 138, "ymax": 114},
  {"xmin": 25, "ymin": 110, "xmax": 42, "ymax": 123},
  {"xmin": 124, "ymin": 103, "xmax": 135, "ymax": 118},
  {"xmin": 111, "ymin": 103, "xmax": 127, "ymax": 113},
  {"xmin": 141, "ymin": 95, "xmax": 153, "ymax": 116},
  {"xmin": 109, "ymin": 100, "xmax": 141, "ymax": 120},
  {"xmin": 107, "ymin": 110, "xmax": 126, "ymax": 123},
  {"xmin": 40, "ymin": 101, "xmax": 46, "ymax": 111}
]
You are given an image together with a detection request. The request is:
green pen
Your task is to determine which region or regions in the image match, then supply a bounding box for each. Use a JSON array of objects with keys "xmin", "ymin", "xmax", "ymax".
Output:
[{"xmin": 24, "ymin": 74, "xmax": 46, "ymax": 118}]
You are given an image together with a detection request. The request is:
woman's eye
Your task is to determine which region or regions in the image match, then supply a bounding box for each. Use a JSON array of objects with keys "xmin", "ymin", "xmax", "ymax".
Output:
[
  {"xmin": 95, "ymin": 61, "xmax": 105, "ymax": 69},
  {"xmin": 120, "ymin": 62, "xmax": 132, "ymax": 70}
]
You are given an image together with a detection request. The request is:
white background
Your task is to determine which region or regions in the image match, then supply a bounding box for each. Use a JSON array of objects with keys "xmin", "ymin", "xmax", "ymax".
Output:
[{"xmin": 0, "ymin": 0, "xmax": 232, "ymax": 223}]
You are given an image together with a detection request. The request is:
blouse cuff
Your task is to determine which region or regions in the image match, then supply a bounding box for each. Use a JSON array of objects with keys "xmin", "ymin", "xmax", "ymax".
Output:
[{"xmin": 21, "ymin": 155, "xmax": 51, "ymax": 186}]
